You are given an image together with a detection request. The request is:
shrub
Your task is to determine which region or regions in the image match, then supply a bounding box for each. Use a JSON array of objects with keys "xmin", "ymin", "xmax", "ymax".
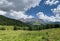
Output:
[{"xmin": 0, "ymin": 27, "xmax": 5, "ymax": 30}]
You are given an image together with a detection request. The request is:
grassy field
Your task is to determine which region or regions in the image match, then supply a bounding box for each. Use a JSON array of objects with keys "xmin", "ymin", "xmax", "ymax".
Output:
[{"xmin": 0, "ymin": 28, "xmax": 60, "ymax": 41}]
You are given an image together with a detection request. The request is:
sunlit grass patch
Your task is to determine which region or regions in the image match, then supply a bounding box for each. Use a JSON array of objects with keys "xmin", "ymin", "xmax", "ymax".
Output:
[{"xmin": 0, "ymin": 28, "xmax": 60, "ymax": 41}]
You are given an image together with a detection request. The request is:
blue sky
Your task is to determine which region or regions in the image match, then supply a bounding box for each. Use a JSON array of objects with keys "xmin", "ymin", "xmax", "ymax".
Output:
[
  {"xmin": 26, "ymin": 0, "xmax": 60, "ymax": 18},
  {"xmin": 0, "ymin": 0, "xmax": 60, "ymax": 22}
]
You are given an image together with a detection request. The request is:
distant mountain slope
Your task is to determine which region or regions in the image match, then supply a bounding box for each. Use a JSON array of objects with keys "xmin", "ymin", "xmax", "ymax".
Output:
[
  {"xmin": 19, "ymin": 18, "xmax": 46, "ymax": 25},
  {"xmin": 0, "ymin": 15, "xmax": 29, "ymax": 27}
]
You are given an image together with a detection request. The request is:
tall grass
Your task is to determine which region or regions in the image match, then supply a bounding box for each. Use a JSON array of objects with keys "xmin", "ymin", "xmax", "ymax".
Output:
[{"xmin": 0, "ymin": 28, "xmax": 60, "ymax": 41}]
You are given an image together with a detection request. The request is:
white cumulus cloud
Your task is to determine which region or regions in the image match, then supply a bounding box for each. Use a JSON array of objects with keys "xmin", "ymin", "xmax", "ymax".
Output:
[
  {"xmin": 0, "ymin": 0, "xmax": 41, "ymax": 11},
  {"xmin": 0, "ymin": 10, "xmax": 7, "ymax": 15},
  {"xmin": 37, "ymin": 12, "xmax": 56, "ymax": 22},
  {"xmin": 37, "ymin": 12, "xmax": 60, "ymax": 22},
  {"xmin": 0, "ymin": 0, "xmax": 14, "ymax": 8},
  {"xmin": 0, "ymin": 0, "xmax": 41, "ymax": 19},
  {"xmin": 51, "ymin": 5, "xmax": 60, "ymax": 17},
  {"xmin": 4, "ymin": 10, "xmax": 34, "ymax": 19},
  {"xmin": 37, "ymin": 4, "xmax": 60, "ymax": 22},
  {"xmin": 45, "ymin": 0, "xmax": 59, "ymax": 6}
]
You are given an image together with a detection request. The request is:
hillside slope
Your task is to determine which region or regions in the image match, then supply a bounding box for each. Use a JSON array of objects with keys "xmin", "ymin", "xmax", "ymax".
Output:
[{"xmin": 0, "ymin": 15, "xmax": 29, "ymax": 27}]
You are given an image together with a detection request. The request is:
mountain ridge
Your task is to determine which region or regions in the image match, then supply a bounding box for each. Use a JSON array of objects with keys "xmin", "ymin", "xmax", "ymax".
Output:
[{"xmin": 0, "ymin": 15, "xmax": 29, "ymax": 27}]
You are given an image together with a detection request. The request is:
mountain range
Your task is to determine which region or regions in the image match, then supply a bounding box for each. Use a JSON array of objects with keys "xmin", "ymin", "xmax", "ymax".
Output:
[
  {"xmin": 0, "ymin": 15, "xmax": 30, "ymax": 27},
  {"xmin": 0, "ymin": 15, "xmax": 60, "ymax": 26},
  {"xmin": 19, "ymin": 18, "xmax": 47, "ymax": 25}
]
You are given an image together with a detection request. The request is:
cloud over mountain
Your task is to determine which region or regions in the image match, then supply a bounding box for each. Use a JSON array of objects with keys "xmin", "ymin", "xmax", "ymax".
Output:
[
  {"xmin": 0, "ymin": 0, "xmax": 41, "ymax": 19},
  {"xmin": 37, "ymin": 12, "xmax": 56, "ymax": 22},
  {"xmin": 37, "ymin": 4, "xmax": 60, "ymax": 22},
  {"xmin": 0, "ymin": 0, "xmax": 60, "ymax": 22}
]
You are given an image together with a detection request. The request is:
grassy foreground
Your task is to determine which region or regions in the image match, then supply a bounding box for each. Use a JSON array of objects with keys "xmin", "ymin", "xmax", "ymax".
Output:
[{"xmin": 0, "ymin": 28, "xmax": 60, "ymax": 41}]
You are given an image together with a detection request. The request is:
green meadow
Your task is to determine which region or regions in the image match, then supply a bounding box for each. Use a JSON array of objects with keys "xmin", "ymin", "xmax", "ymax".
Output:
[{"xmin": 0, "ymin": 28, "xmax": 60, "ymax": 41}]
